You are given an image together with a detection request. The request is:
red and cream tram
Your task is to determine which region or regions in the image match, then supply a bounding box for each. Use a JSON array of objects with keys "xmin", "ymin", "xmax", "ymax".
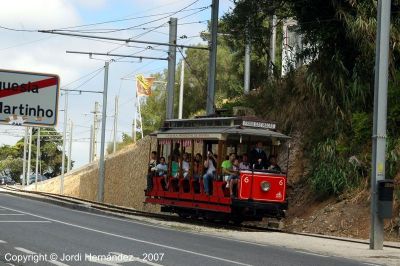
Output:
[{"xmin": 145, "ymin": 116, "xmax": 290, "ymax": 223}]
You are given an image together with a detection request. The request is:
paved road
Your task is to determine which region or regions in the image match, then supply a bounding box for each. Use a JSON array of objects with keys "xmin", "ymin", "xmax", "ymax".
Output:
[{"xmin": 0, "ymin": 192, "xmax": 372, "ymax": 266}]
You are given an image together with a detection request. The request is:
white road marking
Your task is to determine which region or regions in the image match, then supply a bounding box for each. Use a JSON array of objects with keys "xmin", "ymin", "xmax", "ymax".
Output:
[
  {"xmin": 110, "ymin": 252, "xmax": 164, "ymax": 266},
  {"xmin": 0, "ymin": 214, "xmax": 25, "ymax": 215},
  {"xmin": 14, "ymin": 247, "xmax": 36, "ymax": 254},
  {"xmin": 296, "ymin": 251, "xmax": 329, "ymax": 258},
  {"xmin": 0, "ymin": 240, "xmax": 7, "ymax": 243},
  {"xmin": 85, "ymin": 257, "xmax": 119, "ymax": 266},
  {"xmin": 0, "ymin": 205, "xmax": 252, "ymax": 266},
  {"xmin": 48, "ymin": 259, "xmax": 70, "ymax": 266},
  {"xmin": 0, "ymin": 221, "xmax": 51, "ymax": 223}
]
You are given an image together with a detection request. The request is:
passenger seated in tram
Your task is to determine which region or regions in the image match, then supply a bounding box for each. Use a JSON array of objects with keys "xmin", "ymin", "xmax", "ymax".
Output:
[
  {"xmin": 267, "ymin": 156, "xmax": 281, "ymax": 173},
  {"xmin": 222, "ymin": 153, "xmax": 236, "ymax": 182},
  {"xmin": 181, "ymin": 152, "xmax": 190, "ymax": 179},
  {"xmin": 239, "ymin": 153, "xmax": 250, "ymax": 170},
  {"xmin": 155, "ymin": 156, "xmax": 168, "ymax": 177},
  {"xmin": 203, "ymin": 151, "xmax": 217, "ymax": 196},
  {"xmin": 146, "ymin": 151, "xmax": 157, "ymax": 191},
  {"xmin": 171, "ymin": 155, "xmax": 179, "ymax": 178},
  {"xmin": 193, "ymin": 153, "xmax": 203, "ymax": 180},
  {"xmin": 228, "ymin": 158, "xmax": 240, "ymax": 198}
]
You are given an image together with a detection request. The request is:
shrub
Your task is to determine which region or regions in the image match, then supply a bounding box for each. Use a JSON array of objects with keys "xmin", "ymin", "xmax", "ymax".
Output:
[{"xmin": 310, "ymin": 138, "xmax": 363, "ymax": 196}]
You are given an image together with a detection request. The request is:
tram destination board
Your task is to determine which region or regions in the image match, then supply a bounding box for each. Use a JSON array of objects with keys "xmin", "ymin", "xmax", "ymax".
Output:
[{"xmin": 0, "ymin": 69, "xmax": 60, "ymax": 127}]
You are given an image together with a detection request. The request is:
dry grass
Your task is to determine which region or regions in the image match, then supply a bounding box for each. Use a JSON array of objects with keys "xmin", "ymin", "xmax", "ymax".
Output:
[{"xmin": 30, "ymin": 136, "xmax": 159, "ymax": 212}]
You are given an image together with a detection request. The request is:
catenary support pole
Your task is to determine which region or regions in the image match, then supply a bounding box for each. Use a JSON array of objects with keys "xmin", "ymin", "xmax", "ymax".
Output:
[
  {"xmin": 370, "ymin": 0, "xmax": 391, "ymax": 250},
  {"xmin": 178, "ymin": 59, "xmax": 185, "ymax": 119},
  {"xmin": 35, "ymin": 128, "xmax": 40, "ymax": 191},
  {"xmin": 68, "ymin": 120, "xmax": 73, "ymax": 172},
  {"xmin": 89, "ymin": 125, "xmax": 94, "ymax": 163},
  {"xmin": 113, "ymin": 96, "xmax": 119, "ymax": 153},
  {"xmin": 206, "ymin": 0, "xmax": 219, "ymax": 115},
  {"xmin": 60, "ymin": 91, "xmax": 68, "ymax": 194},
  {"xmin": 269, "ymin": 15, "xmax": 277, "ymax": 77},
  {"xmin": 93, "ymin": 101, "xmax": 100, "ymax": 160},
  {"xmin": 166, "ymin": 17, "xmax": 178, "ymax": 119},
  {"xmin": 22, "ymin": 127, "xmax": 28, "ymax": 187},
  {"xmin": 27, "ymin": 127, "xmax": 32, "ymax": 186},
  {"xmin": 244, "ymin": 37, "xmax": 251, "ymax": 94},
  {"xmin": 97, "ymin": 61, "xmax": 109, "ymax": 203}
]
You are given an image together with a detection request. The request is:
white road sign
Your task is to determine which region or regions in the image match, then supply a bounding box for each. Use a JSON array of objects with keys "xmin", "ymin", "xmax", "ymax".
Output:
[{"xmin": 0, "ymin": 69, "xmax": 60, "ymax": 127}]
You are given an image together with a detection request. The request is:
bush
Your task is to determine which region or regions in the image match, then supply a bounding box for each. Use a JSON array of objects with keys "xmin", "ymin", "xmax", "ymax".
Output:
[{"xmin": 310, "ymin": 139, "xmax": 363, "ymax": 196}]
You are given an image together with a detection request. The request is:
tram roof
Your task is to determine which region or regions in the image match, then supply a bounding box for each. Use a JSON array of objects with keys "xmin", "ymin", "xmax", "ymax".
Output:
[{"xmin": 155, "ymin": 116, "xmax": 290, "ymax": 140}]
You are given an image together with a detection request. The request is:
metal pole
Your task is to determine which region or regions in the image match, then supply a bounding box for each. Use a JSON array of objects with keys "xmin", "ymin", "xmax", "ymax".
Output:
[
  {"xmin": 166, "ymin": 17, "xmax": 178, "ymax": 119},
  {"xmin": 113, "ymin": 96, "xmax": 119, "ymax": 153},
  {"xmin": 68, "ymin": 120, "xmax": 73, "ymax": 171},
  {"xmin": 137, "ymin": 97, "xmax": 144, "ymax": 139},
  {"xmin": 370, "ymin": 0, "xmax": 391, "ymax": 250},
  {"xmin": 22, "ymin": 127, "xmax": 28, "ymax": 188},
  {"xmin": 133, "ymin": 118, "xmax": 137, "ymax": 143},
  {"xmin": 269, "ymin": 15, "xmax": 277, "ymax": 76},
  {"xmin": 93, "ymin": 101, "xmax": 99, "ymax": 160},
  {"xmin": 206, "ymin": 0, "xmax": 219, "ymax": 115},
  {"xmin": 60, "ymin": 91, "xmax": 68, "ymax": 194},
  {"xmin": 178, "ymin": 59, "xmax": 185, "ymax": 119},
  {"xmin": 89, "ymin": 125, "xmax": 94, "ymax": 162},
  {"xmin": 27, "ymin": 127, "xmax": 32, "ymax": 186},
  {"xmin": 97, "ymin": 61, "xmax": 109, "ymax": 203},
  {"xmin": 244, "ymin": 38, "xmax": 251, "ymax": 94},
  {"xmin": 35, "ymin": 128, "xmax": 40, "ymax": 191}
]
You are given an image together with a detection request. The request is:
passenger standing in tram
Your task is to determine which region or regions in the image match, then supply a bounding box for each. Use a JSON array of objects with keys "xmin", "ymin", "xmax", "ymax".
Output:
[
  {"xmin": 249, "ymin": 141, "xmax": 268, "ymax": 169},
  {"xmin": 146, "ymin": 151, "xmax": 158, "ymax": 191},
  {"xmin": 203, "ymin": 151, "xmax": 217, "ymax": 196}
]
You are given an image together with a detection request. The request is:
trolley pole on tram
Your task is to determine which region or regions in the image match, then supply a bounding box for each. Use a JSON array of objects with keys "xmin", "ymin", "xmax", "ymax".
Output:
[{"xmin": 370, "ymin": 0, "xmax": 391, "ymax": 250}]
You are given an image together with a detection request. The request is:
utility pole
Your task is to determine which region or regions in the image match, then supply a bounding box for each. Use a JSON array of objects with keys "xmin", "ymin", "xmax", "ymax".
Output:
[
  {"xmin": 97, "ymin": 61, "xmax": 109, "ymax": 203},
  {"xmin": 166, "ymin": 17, "xmax": 178, "ymax": 119},
  {"xmin": 60, "ymin": 91, "xmax": 68, "ymax": 194},
  {"xmin": 35, "ymin": 128, "xmax": 40, "ymax": 191},
  {"xmin": 92, "ymin": 101, "xmax": 100, "ymax": 160},
  {"xmin": 89, "ymin": 125, "xmax": 94, "ymax": 162},
  {"xmin": 133, "ymin": 118, "xmax": 136, "ymax": 143},
  {"xmin": 113, "ymin": 96, "xmax": 119, "ymax": 153},
  {"xmin": 22, "ymin": 127, "xmax": 28, "ymax": 187},
  {"xmin": 244, "ymin": 34, "xmax": 251, "ymax": 94},
  {"xmin": 27, "ymin": 127, "xmax": 32, "ymax": 186},
  {"xmin": 370, "ymin": 0, "xmax": 391, "ymax": 250},
  {"xmin": 269, "ymin": 15, "xmax": 277, "ymax": 77},
  {"xmin": 68, "ymin": 120, "xmax": 73, "ymax": 172},
  {"xmin": 178, "ymin": 59, "xmax": 185, "ymax": 119},
  {"xmin": 206, "ymin": 0, "xmax": 219, "ymax": 115}
]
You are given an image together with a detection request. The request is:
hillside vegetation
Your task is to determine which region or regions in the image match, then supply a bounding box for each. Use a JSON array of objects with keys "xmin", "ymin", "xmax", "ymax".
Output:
[{"xmin": 137, "ymin": 0, "xmax": 400, "ymax": 237}]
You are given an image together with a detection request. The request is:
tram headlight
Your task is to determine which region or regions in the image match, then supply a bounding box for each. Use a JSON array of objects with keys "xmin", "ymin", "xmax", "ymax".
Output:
[{"xmin": 260, "ymin": 181, "xmax": 271, "ymax": 192}]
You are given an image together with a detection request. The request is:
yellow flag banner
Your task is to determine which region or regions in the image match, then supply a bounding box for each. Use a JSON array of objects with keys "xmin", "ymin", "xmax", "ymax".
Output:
[{"xmin": 136, "ymin": 75, "xmax": 155, "ymax": 96}]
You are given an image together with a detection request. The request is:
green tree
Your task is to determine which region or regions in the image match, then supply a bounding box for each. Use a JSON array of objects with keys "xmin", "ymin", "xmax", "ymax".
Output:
[{"xmin": 0, "ymin": 127, "xmax": 70, "ymax": 180}]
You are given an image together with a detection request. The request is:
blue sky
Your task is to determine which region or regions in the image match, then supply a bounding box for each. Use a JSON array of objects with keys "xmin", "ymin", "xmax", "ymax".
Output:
[{"xmin": 0, "ymin": 0, "xmax": 234, "ymax": 168}]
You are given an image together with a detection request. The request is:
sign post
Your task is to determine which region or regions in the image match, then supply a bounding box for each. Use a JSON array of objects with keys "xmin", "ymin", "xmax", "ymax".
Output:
[{"xmin": 0, "ymin": 69, "xmax": 60, "ymax": 127}]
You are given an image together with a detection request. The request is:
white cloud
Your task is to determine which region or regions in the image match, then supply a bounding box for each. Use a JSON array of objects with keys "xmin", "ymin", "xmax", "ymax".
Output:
[
  {"xmin": 71, "ymin": 0, "xmax": 107, "ymax": 10},
  {"xmin": 0, "ymin": 0, "xmax": 81, "ymax": 29}
]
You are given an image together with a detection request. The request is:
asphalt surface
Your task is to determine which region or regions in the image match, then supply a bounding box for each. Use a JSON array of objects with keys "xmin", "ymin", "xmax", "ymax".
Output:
[{"xmin": 0, "ymin": 192, "xmax": 372, "ymax": 266}]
